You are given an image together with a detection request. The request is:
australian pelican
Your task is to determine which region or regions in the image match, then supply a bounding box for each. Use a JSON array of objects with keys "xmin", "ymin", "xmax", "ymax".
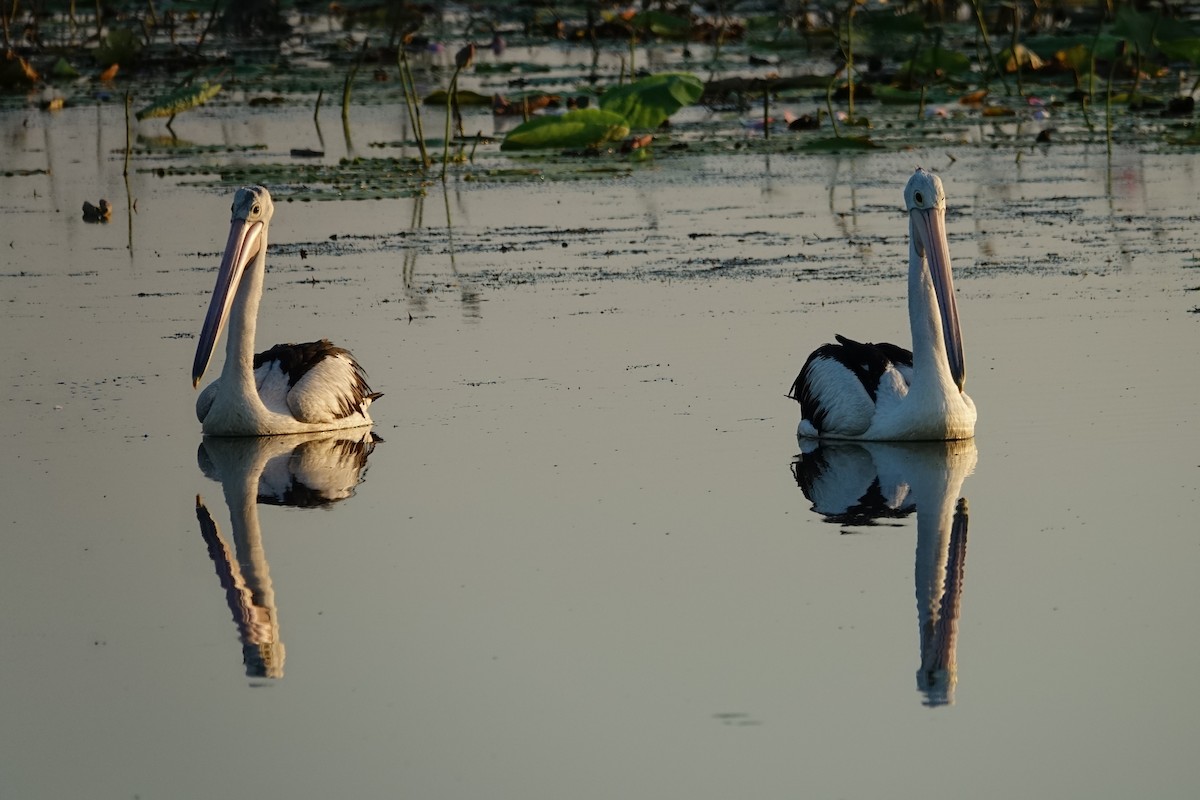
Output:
[
  {"xmin": 788, "ymin": 168, "xmax": 976, "ymax": 441},
  {"xmin": 192, "ymin": 186, "xmax": 381, "ymax": 436}
]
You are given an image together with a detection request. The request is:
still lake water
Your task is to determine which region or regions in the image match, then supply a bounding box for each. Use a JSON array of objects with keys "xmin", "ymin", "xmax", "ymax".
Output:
[{"xmin": 1, "ymin": 103, "xmax": 1199, "ymax": 798}]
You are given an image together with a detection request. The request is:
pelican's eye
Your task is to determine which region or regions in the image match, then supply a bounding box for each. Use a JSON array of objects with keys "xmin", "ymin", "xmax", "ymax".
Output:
[
  {"xmin": 252, "ymin": 204, "xmax": 260, "ymax": 216},
  {"xmin": 914, "ymin": 191, "xmax": 924, "ymax": 205}
]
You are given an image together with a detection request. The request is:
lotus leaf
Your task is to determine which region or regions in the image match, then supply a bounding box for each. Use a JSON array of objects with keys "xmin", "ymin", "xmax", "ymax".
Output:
[
  {"xmin": 902, "ymin": 47, "xmax": 971, "ymax": 79},
  {"xmin": 631, "ymin": 11, "xmax": 691, "ymax": 39},
  {"xmin": 95, "ymin": 29, "xmax": 142, "ymax": 66},
  {"xmin": 1158, "ymin": 37, "xmax": 1200, "ymax": 65},
  {"xmin": 424, "ymin": 89, "xmax": 492, "ymax": 106},
  {"xmin": 598, "ymin": 72, "xmax": 703, "ymax": 130},
  {"xmin": 1113, "ymin": 7, "xmax": 1159, "ymax": 53},
  {"xmin": 136, "ymin": 82, "xmax": 222, "ymax": 120},
  {"xmin": 501, "ymin": 109, "xmax": 630, "ymax": 151}
]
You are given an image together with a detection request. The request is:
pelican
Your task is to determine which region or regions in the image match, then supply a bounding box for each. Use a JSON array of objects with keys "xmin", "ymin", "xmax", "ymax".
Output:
[
  {"xmin": 788, "ymin": 168, "xmax": 976, "ymax": 441},
  {"xmin": 192, "ymin": 185, "xmax": 381, "ymax": 436}
]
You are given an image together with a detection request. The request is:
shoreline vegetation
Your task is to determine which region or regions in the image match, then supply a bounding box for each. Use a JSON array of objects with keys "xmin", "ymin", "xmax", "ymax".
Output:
[{"xmin": 3, "ymin": 1, "xmax": 1199, "ymax": 198}]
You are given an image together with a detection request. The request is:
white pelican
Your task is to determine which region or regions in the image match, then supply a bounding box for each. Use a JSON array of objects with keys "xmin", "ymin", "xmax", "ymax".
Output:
[
  {"xmin": 788, "ymin": 168, "xmax": 976, "ymax": 440},
  {"xmin": 192, "ymin": 185, "xmax": 381, "ymax": 436}
]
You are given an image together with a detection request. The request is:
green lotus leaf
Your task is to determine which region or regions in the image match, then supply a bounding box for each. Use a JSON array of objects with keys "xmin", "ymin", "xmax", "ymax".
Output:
[
  {"xmin": 501, "ymin": 109, "xmax": 630, "ymax": 151},
  {"xmin": 423, "ymin": 89, "xmax": 492, "ymax": 106},
  {"xmin": 598, "ymin": 72, "xmax": 703, "ymax": 130},
  {"xmin": 136, "ymin": 82, "xmax": 222, "ymax": 120},
  {"xmin": 631, "ymin": 11, "xmax": 691, "ymax": 39},
  {"xmin": 1158, "ymin": 37, "xmax": 1200, "ymax": 64},
  {"xmin": 1113, "ymin": 6, "xmax": 1158, "ymax": 52},
  {"xmin": 902, "ymin": 47, "xmax": 972, "ymax": 79}
]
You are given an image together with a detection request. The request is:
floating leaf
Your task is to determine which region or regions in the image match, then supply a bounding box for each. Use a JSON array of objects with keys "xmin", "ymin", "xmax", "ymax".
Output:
[
  {"xmin": 95, "ymin": 28, "xmax": 142, "ymax": 67},
  {"xmin": 501, "ymin": 109, "xmax": 630, "ymax": 151},
  {"xmin": 798, "ymin": 135, "xmax": 878, "ymax": 152},
  {"xmin": 136, "ymin": 82, "xmax": 222, "ymax": 120},
  {"xmin": 875, "ymin": 85, "xmax": 924, "ymax": 104},
  {"xmin": 1158, "ymin": 37, "xmax": 1200, "ymax": 65},
  {"xmin": 424, "ymin": 89, "xmax": 491, "ymax": 106},
  {"xmin": 51, "ymin": 58, "xmax": 79, "ymax": 79},
  {"xmin": 902, "ymin": 47, "xmax": 972, "ymax": 79},
  {"xmin": 599, "ymin": 72, "xmax": 703, "ymax": 130},
  {"xmin": 631, "ymin": 11, "xmax": 691, "ymax": 39},
  {"xmin": 1113, "ymin": 6, "xmax": 1159, "ymax": 53}
]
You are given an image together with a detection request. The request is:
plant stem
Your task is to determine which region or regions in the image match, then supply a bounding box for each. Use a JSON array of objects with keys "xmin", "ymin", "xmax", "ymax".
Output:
[
  {"xmin": 1105, "ymin": 45, "xmax": 1118, "ymax": 155},
  {"xmin": 123, "ymin": 91, "xmax": 131, "ymax": 177},
  {"xmin": 1010, "ymin": 2, "xmax": 1023, "ymax": 96},
  {"xmin": 342, "ymin": 37, "xmax": 369, "ymax": 123},
  {"xmin": 826, "ymin": 71, "xmax": 841, "ymax": 138},
  {"xmin": 441, "ymin": 65, "xmax": 464, "ymax": 180},
  {"xmin": 845, "ymin": 1, "xmax": 855, "ymax": 124},
  {"xmin": 968, "ymin": 0, "xmax": 1009, "ymax": 95},
  {"xmin": 398, "ymin": 48, "xmax": 430, "ymax": 168},
  {"xmin": 763, "ymin": 88, "xmax": 770, "ymax": 140}
]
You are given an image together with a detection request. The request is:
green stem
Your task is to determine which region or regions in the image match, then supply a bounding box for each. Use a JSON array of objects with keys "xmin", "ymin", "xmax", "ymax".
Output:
[
  {"xmin": 398, "ymin": 48, "xmax": 430, "ymax": 168},
  {"xmin": 826, "ymin": 71, "xmax": 841, "ymax": 139},
  {"xmin": 1011, "ymin": 3, "xmax": 1023, "ymax": 97},
  {"xmin": 342, "ymin": 37, "xmax": 369, "ymax": 123},
  {"xmin": 123, "ymin": 90, "xmax": 131, "ymax": 177},
  {"xmin": 441, "ymin": 66, "xmax": 463, "ymax": 180},
  {"xmin": 845, "ymin": 3, "xmax": 855, "ymax": 124},
  {"xmin": 968, "ymin": 0, "xmax": 1009, "ymax": 95},
  {"xmin": 763, "ymin": 87, "xmax": 770, "ymax": 140}
]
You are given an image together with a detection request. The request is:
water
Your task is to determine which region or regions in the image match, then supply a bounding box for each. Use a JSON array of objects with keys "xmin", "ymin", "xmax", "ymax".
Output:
[{"xmin": 1, "ymin": 103, "xmax": 1198, "ymax": 799}]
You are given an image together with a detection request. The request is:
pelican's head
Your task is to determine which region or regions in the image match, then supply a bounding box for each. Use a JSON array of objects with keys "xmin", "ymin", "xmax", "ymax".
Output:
[
  {"xmin": 904, "ymin": 168, "xmax": 965, "ymax": 392},
  {"xmin": 192, "ymin": 185, "xmax": 276, "ymax": 388}
]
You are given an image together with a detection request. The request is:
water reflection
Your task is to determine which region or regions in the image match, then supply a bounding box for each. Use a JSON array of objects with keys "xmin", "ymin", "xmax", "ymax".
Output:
[
  {"xmin": 792, "ymin": 439, "xmax": 977, "ymax": 706},
  {"xmin": 194, "ymin": 431, "xmax": 379, "ymax": 682}
]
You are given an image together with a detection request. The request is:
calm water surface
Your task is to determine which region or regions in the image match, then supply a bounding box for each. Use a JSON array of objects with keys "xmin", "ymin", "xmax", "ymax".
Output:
[{"xmin": 1, "ymin": 104, "xmax": 1198, "ymax": 799}]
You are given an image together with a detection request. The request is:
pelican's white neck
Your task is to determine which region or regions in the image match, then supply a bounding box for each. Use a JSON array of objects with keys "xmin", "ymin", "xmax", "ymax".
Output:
[
  {"xmin": 221, "ymin": 235, "xmax": 267, "ymax": 402},
  {"xmin": 907, "ymin": 214, "xmax": 957, "ymax": 394}
]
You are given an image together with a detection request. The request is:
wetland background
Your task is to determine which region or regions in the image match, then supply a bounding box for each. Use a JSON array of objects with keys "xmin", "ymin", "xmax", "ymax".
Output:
[{"xmin": 2, "ymin": 1, "xmax": 1200, "ymax": 799}]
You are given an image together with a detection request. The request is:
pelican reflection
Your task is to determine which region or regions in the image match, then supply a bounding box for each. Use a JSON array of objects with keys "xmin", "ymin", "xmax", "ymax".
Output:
[
  {"xmin": 194, "ymin": 431, "xmax": 379, "ymax": 682},
  {"xmin": 792, "ymin": 439, "xmax": 976, "ymax": 706}
]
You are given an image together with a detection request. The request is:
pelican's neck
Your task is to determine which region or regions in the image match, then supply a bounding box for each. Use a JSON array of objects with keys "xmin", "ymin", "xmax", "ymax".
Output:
[
  {"xmin": 221, "ymin": 237, "xmax": 267, "ymax": 399},
  {"xmin": 907, "ymin": 220, "xmax": 952, "ymax": 390}
]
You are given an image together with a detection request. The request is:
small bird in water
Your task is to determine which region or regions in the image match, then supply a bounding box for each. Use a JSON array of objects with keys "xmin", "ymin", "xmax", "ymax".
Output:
[
  {"xmin": 788, "ymin": 168, "xmax": 976, "ymax": 441},
  {"xmin": 192, "ymin": 185, "xmax": 381, "ymax": 436}
]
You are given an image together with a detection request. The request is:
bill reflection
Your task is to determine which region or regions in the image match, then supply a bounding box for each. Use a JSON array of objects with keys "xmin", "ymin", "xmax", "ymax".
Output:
[
  {"xmin": 194, "ymin": 431, "xmax": 379, "ymax": 682},
  {"xmin": 792, "ymin": 439, "xmax": 977, "ymax": 707}
]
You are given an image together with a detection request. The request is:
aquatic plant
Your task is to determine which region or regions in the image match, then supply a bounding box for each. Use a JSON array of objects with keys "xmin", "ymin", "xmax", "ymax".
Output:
[
  {"xmin": 598, "ymin": 73, "xmax": 704, "ymax": 130},
  {"xmin": 500, "ymin": 109, "xmax": 630, "ymax": 151},
  {"xmin": 135, "ymin": 81, "xmax": 222, "ymax": 125},
  {"xmin": 501, "ymin": 72, "xmax": 701, "ymax": 151}
]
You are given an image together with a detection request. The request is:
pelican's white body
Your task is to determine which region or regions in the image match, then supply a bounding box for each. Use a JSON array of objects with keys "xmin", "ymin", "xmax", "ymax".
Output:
[
  {"xmin": 197, "ymin": 354, "xmax": 375, "ymax": 436},
  {"xmin": 193, "ymin": 186, "xmax": 378, "ymax": 437},
  {"xmin": 795, "ymin": 169, "xmax": 976, "ymax": 441}
]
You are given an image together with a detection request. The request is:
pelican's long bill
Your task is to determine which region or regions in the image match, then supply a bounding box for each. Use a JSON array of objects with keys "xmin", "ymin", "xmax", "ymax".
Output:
[
  {"xmin": 192, "ymin": 215, "xmax": 267, "ymax": 387},
  {"xmin": 910, "ymin": 202, "xmax": 966, "ymax": 391}
]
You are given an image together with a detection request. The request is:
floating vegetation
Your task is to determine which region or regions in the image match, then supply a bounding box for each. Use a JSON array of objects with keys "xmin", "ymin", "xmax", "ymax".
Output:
[
  {"xmin": 136, "ymin": 82, "xmax": 222, "ymax": 122},
  {"xmin": 3, "ymin": 0, "xmax": 1197, "ymax": 194},
  {"xmin": 147, "ymin": 157, "xmax": 432, "ymax": 201},
  {"xmin": 501, "ymin": 109, "xmax": 631, "ymax": 151},
  {"xmin": 598, "ymin": 72, "xmax": 704, "ymax": 130}
]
